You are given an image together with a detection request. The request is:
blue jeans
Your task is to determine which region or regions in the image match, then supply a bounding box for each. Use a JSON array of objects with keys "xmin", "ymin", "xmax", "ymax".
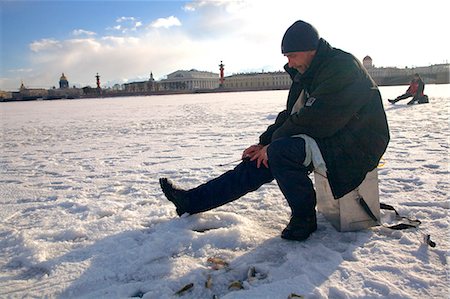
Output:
[{"xmin": 184, "ymin": 137, "xmax": 317, "ymax": 218}]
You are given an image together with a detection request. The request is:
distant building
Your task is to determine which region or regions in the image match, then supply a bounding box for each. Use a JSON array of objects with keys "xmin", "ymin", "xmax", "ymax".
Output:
[
  {"xmin": 363, "ymin": 56, "xmax": 373, "ymax": 69},
  {"xmin": 363, "ymin": 56, "xmax": 449, "ymax": 85},
  {"xmin": 159, "ymin": 69, "xmax": 219, "ymax": 91},
  {"xmin": 13, "ymin": 81, "xmax": 48, "ymax": 100},
  {"xmin": 59, "ymin": 73, "xmax": 69, "ymax": 89},
  {"xmin": 123, "ymin": 73, "xmax": 158, "ymax": 93},
  {"xmin": 47, "ymin": 86, "xmax": 82, "ymax": 99},
  {"xmin": 0, "ymin": 90, "xmax": 11, "ymax": 100},
  {"xmin": 45, "ymin": 73, "xmax": 83, "ymax": 99},
  {"xmin": 4, "ymin": 59, "xmax": 447, "ymax": 102},
  {"xmin": 223, "ymin": 71, "xmax": 290, "ymax": 90}
]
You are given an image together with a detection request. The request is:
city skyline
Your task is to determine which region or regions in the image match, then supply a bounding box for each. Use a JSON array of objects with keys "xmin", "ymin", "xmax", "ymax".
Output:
[{"xmin": 1, "ymin": 0, "xmax": 449, "ymax": 91}]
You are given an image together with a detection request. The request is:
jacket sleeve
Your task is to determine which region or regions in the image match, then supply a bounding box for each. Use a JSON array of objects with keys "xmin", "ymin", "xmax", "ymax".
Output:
[
  {"xmin": 406, "ymin": 83, "xmax": 413, "ymax": 94},
  {"xmin": 259, "ymin": 110, "xmax": 289, "ymax": 145},
  {"xmin": 271, "ymin": 58, "xmax": 372, "ymax": 140},
  {"xmin": 406, "ymin": 80, "xmax": 417, "ymax": 94},
  {"xmin": 416, "ymin": 80, "xmax": 425, "ymax": 96}
]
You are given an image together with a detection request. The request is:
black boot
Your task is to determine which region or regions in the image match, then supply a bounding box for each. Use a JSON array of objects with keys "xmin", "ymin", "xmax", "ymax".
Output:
[
  {"xmin": 388, "ymin": 99, "xmax": 398, "ymax": 104},
  {"xmin": 407, "ymin": 98, "xmax": 416, "ymax": 105},
  {"xmin": 281, "ymin": 214, "xmax": 317, "ymax": 241},
  {"xmin": 159, "ymin": 178, "xmax": 190, "ymax": 216}
]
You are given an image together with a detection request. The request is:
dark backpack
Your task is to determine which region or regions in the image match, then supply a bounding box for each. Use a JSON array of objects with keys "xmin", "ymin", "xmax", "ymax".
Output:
[{"xmin": 418, "ymin": 95, "xmax": 429, "ymax": 104}]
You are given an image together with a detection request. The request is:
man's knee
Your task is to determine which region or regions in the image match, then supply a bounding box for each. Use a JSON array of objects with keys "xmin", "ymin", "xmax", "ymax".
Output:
[{"xmin": 267, "ymin": 137, "xmax": 307, "ymax": 167}]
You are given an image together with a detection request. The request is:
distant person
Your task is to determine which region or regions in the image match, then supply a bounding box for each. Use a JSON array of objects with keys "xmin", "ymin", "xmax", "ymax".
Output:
[
  {"xmin": 159, "ymin": 20, "xmax": 390, "ymax": 241},
  {"xmin": 388, "ymin": 73, "xmax": 428, "ymax": 105}
]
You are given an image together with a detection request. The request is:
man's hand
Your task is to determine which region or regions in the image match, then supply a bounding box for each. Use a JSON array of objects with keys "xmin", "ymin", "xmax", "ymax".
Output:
[
  {"xmin": 242, "ymin": 144, "xmax": 269, "ymax": 168},
  {"xmin": 242, "ymin": 144, "xmax": 262, "ymax": 159}
]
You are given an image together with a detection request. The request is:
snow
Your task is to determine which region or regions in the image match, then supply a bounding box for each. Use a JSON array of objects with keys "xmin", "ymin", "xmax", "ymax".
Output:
[{"xmin": 1, "ymin": 85, "xmax": 449, "ymax": 299}]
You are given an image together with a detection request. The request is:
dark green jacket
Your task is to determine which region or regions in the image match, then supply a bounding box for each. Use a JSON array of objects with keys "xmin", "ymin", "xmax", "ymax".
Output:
[{"xmin": 259, "ymin": 39, "xmax": 390, "ymax": 198}]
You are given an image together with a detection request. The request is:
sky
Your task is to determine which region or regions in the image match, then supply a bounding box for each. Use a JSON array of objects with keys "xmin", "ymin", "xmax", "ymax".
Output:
[{"xmin": 1, "ymin": 0, "xmax": 449, "ymax": 91}]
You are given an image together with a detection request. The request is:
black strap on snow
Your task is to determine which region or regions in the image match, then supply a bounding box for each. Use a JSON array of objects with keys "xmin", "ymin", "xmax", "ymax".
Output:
[
  {"xmin": 379, "ymin": 202, "xmax": 422, "ymax": 230},
  {"xmin": 357, "ymin": 197, "xmax": 435, "ymax": 247},
  {"xmin": 357, "ymin": 197, "xmax": 421, "ymax": 230}
]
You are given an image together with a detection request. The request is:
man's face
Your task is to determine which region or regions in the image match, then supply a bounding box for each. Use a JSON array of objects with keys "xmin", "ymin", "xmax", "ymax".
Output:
[{"xmin": 285, "ymin": 50, "xmax": 316, "ymax": 74}]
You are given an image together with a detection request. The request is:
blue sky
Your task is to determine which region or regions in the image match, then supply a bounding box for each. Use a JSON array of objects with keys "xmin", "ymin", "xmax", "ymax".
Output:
[
  {"xmin": 2, "ymin": 1, "xmax": 183, "ymax": 57},
  {"xmin": 1, "ymin": 0, "xmax": 448, "ymax": 90}
]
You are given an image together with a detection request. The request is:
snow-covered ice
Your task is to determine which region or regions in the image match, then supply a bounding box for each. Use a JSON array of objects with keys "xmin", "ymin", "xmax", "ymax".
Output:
[{"xmin": 0, "ymin": 85, "xmax": 449, "ymax": 298}]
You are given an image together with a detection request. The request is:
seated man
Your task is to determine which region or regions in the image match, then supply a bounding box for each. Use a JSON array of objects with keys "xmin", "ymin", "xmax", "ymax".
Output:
[
  {"xmin": 389, "ymin": 73, "xmax": 428, "ymax": 105},
  {"xmin": 160, "ymin": 20, "xmax": 390, "ymax": 242}
]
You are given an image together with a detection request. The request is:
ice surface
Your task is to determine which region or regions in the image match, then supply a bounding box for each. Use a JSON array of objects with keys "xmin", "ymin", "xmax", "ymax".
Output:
[{"xmin": 1, "ymin": 86, "xmax": 449, "ymax": 298}]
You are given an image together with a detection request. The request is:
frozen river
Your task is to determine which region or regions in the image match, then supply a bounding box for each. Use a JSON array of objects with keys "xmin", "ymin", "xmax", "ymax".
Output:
[{"xmin": 1, "ymin": 86, "xmax": 449, "ymax": 298}]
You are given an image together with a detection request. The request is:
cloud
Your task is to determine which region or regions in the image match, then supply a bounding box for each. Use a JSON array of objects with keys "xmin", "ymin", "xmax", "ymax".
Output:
[
  {"xmin": 29, "ymin": 39, "xmax": 62, "ymax": 52},
  {"xmin": 183, "ymin": 0, "xmax": 246, "ymax": 13},
  {"xmin": 7, "ymin": 68, "xmax": 33, "ymax": 73},
  {"xmin": 116, "ymin": 16, "xmax": 137, "ymax": 23},
  {"xmin": 72, "ymin": 29, "xmax": 97, "ymax": 37},
  {"xmin": 150, "ymin": 16, "xmax": 181, "ymax": 29},
  {"xmin": 108, "ymin": 16, "xmax": 143, "ymax": 33},
  {"xmin": 20, "ymin": 31, "xmax": 199, "ymax": 88}
]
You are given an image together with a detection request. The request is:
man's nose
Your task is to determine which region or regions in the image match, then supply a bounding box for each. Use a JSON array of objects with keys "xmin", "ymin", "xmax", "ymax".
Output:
[{"xmin": 287, "ymin": 58, "xmax": 293, "ymax": 67}]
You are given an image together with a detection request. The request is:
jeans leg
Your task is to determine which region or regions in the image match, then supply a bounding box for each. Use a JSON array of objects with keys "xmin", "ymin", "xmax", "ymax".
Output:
[
  {"xmin": 268, "ymin": 137, "xmax": 316, "ymax": 218},
  {"xmin": 185, "ymin": 160, "xmax": 274, "ymax": 214},
  {"xmin": 395, "ymin": 93, "xmax": 412, "ymax": 102}
]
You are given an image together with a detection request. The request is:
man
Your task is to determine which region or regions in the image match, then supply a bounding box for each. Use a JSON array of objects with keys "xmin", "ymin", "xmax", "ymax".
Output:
[
  {"xmin": 388, "ymin": 73, "xmax": 428, "ymax": 105},
  {"xmin": 160, "ymin": 20, "xmax": 390, "ymax": 241}
]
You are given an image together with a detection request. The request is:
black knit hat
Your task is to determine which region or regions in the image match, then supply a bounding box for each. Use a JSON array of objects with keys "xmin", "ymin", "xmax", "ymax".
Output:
[{"xmin": 281, "ymin": 20, "xmax": 319, "ymax": 54}]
